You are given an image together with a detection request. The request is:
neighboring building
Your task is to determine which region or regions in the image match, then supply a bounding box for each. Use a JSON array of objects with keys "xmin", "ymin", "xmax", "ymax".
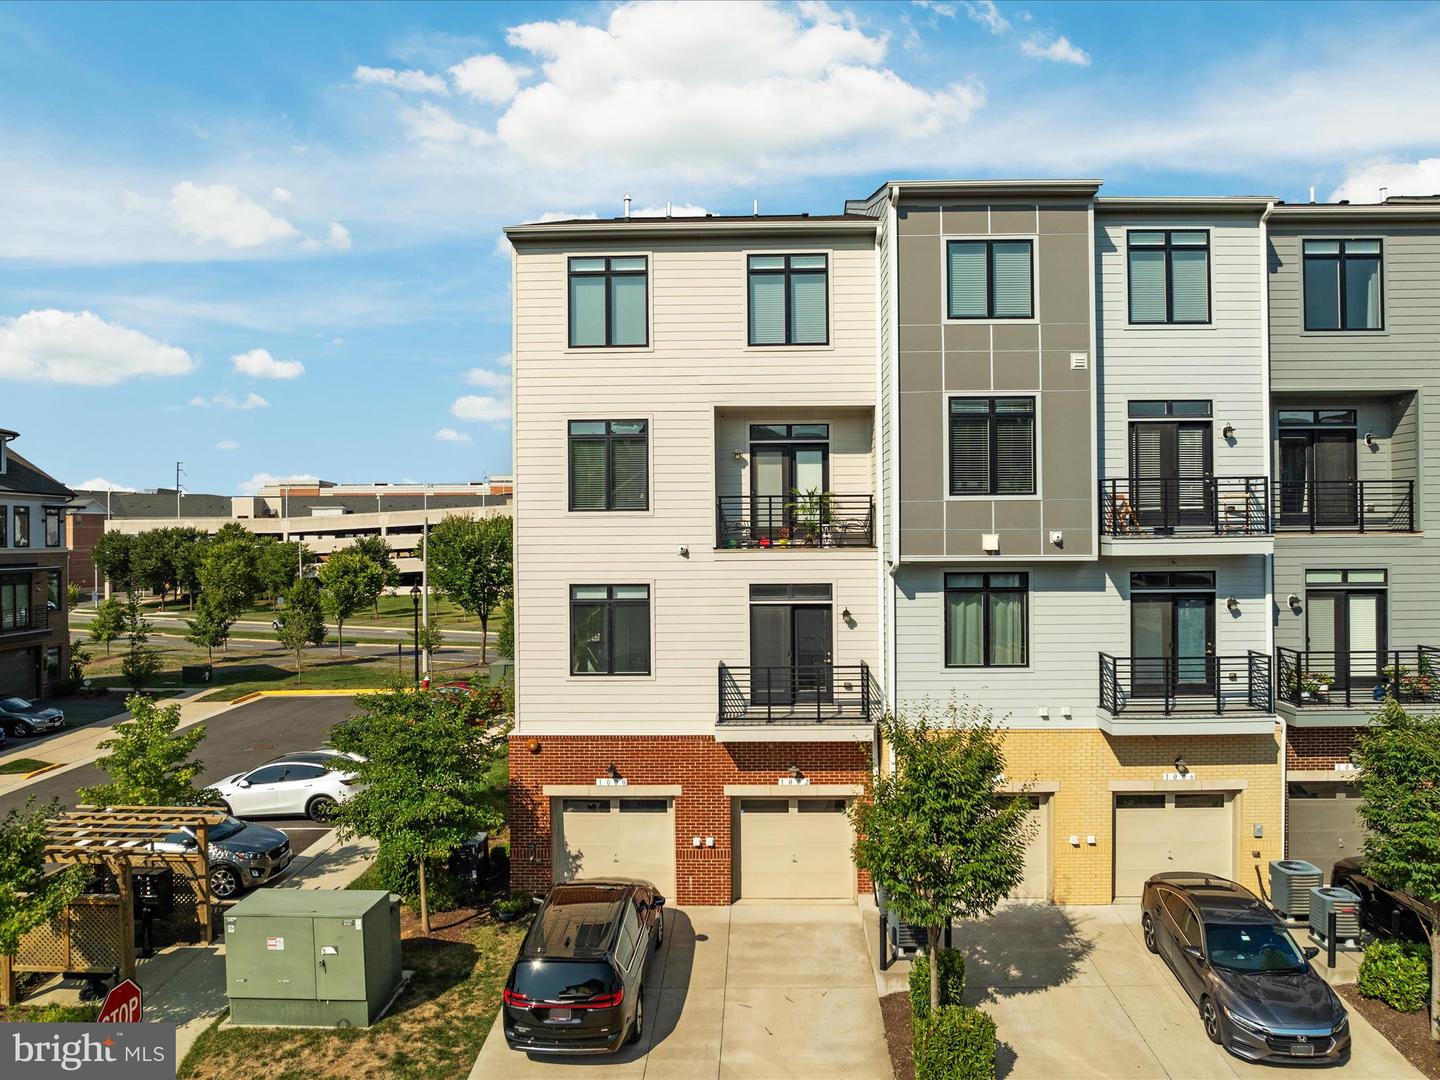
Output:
[
  {"xmin": 68, "ymin": 489, "xmax": 232, "ymax": 597},
  {"xmin": 0, "ymin": 429, "xmax": 73, "ymax": 698}
]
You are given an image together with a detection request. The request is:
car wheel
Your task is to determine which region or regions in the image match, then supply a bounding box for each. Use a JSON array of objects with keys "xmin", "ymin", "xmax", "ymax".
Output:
[
  {"xmin": 626, "ymin": 993, "xmax": 644, "ymax": 1045},
  {"xmin": 655, "ymin": 914, "xmax": 664, "ymax": 949},
  {"xmin": 1200, "ymin": 996, "xmax": 1224, "ymax": 1045},
  {"xmin": 307, "ymin": 795, "xmax": 339, "ymax": 823},
  {"xmin": 1142, "ymin": 912, "xmax": 1158, "ymax": 954},
  {"xmin": 209, "ymin": 864, "xmax": 243, "ymax": 899},
  {"xmin": 19, "ymin": 721, "xmax": 36, "ymax": 737}
]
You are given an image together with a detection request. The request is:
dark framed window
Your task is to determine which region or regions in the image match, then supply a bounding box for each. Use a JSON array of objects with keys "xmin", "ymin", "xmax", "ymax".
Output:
[
  {"xmin": 0, "ymin": 575, "xmax": 30, "ymax": 631},
  {"xmin": 1303, "ymin": 239, "xmax": 1382, "ymax": 331},
  {"xmin": 946, "ymin": 239, "xmax": 1033, "ymax": 319},
  {"xmin": 44, "ymin": 507, "xmax": 62, "ymax": 547},
  {"xmin": 568, "ymin": 420, "xmax": 648, "ymax": 511},
  {"xmin": 1130, "ymin": 571, "xmax": 1215, "ymax": 589},
  {"xmin": 47, "ymin": 569, "xmax": 61, "ymax": 612},
  {"xmin": 1128, "ymin": 400, "xmax": 1212, "ymax": 418},
  {"xmin": 570, "ymin": 585, "xmax": 651, "ymax": 675},
  {"xmin": 0, "ymin": 506, "xmax": 6, "ymax": 547},
  {"xmin": 748, "ymin": 423, "xmax": 829, "ymax": 441},
  {"xmin": 948, "ymin": 397, "xmax": 1036, "ymax": 496},
  {"xmin": 12, "ymin": 506, "xmax": 29, "ymax": 548},
  {"xmin": 1128, "ymin": 230, "xmax": 1210, "ymax": 324},
  {"xmin": 1304, "ymin": 569, "xmax": 1386, "ymax": 586},
  {"xmin": 1276, "ymin": 409, "xmax": 1355, "ymax": 427},
  {"xmin": 568, "ymin": 256, "xmax": 648, "ymax": 347},
  {"xmin": 944, "ymin": 572, "xmax": 1028, "ymax": 667},
  {"xmin": 45, "ymin": 646, "xmax": 62, "ymax": 680},
  {"xmin": 748, "ymin": 255, "xmax": 828, "ymax": 345}
]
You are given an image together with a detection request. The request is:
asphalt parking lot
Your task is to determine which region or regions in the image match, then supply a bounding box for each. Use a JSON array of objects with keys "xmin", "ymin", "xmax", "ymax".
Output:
[{"xmin": 0, "ymin": 695, "xmax": 363, "ymax": 858}]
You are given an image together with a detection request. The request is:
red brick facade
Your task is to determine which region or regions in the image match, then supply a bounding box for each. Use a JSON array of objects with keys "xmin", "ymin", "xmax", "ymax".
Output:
[
  {"xmin": 508, "ymin": 735, "xmax": 871, "ymax": 905},
  {"xmin": 1285, "ymin": 726, "xmax": 1366, "ymax": 771}
]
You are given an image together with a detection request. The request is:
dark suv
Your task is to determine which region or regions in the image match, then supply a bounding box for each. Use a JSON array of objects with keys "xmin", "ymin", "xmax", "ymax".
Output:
[
  {"xmin": 503, "ymin": 879, "xmax": 665, "ymax": 1055},
  {"xmin": 1141, "ymin": 873, "xmax": 1350, "ymax": 1065}
]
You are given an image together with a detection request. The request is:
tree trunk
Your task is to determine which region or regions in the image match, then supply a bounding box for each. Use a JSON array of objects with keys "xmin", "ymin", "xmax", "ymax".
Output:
[
  {"xmin": 418, "ymin": 858, "xmax": 431, "ymax": 935},
  {"xmin": 1430, "ymin": 926, "xmax": 1440, "ymax": 1041},
  {"xmin": 480, "ymin": 614, "xmax": 489, "ymax": 664},
  {"xmin": 337, "ymin": 622, "xmax": 344, "ymax": 657},
  {"xmin": 929, "ymin": 924, "xmax": 941, "ymax": 1013}
]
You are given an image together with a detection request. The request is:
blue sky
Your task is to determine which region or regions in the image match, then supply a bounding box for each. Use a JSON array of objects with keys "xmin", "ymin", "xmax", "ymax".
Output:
[{"xmin": 2, "ymin": 0, "xmax": 1438, "ymax": 495}]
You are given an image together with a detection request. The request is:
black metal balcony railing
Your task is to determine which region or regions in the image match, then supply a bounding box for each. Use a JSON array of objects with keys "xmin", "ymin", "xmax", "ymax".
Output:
[
  {"xmin": 1272, "ymin": 479, "xmax": 1414, "ymax": 533},
  {"xmin": 0, "ymin": 606, "xmax": 49, "ymax": 637},
  {"xmin": 1099, "ymin": 652, "xmax": 1273, "ymax": 716},
  {"xmin": 1099, "ymin": 477, "xmax": 1271, "ymax": 538},
  {"xmin": 1275, "ymin": 646, "xmax": 1440, "ymax": 709},
  {"xmin": 718, "ymin": 662, "xmax": 880, "ymax": 726},
  {"xmin": 716, "ymin": 494, "xmax": 874, "ymax": 550}
]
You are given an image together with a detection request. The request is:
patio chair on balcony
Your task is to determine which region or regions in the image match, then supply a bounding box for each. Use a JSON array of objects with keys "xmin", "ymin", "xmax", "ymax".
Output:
[{"xmin": 829, "ymin": 505, "xmax": 874, "ymax": 547}]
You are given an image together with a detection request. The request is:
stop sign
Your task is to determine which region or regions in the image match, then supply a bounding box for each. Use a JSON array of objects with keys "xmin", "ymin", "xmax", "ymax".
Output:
[{"xmin": 96, "ymin": 978, "xmax": 143, "ymax": 1023}]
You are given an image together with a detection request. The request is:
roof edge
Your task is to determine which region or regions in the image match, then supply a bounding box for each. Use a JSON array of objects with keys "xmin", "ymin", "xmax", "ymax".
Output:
[{"xmin": 504, "ymin": 217, "xmax": 877, "ymax": 240}]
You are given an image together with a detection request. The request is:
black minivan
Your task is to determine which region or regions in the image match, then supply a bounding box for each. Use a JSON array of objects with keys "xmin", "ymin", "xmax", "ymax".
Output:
[{"xmin": 503, "ymin": 879, "xmax": 665, "ymax": 1055}]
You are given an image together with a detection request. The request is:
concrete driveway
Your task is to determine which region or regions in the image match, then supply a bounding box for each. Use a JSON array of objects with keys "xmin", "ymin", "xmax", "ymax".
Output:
[
  {"xmin": 953, "ymin": 904, "xmax": 1420, "ymax": 1079},
  {"xmin": 470, "ymin": 903, "xmax": 892, "ymax": 1080}
]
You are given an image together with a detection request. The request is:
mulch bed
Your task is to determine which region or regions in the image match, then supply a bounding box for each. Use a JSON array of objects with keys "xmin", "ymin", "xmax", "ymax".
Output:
[
  {"xmin": 398, "ymin": 902, "xmax": 495, "ymax": 944},
  {"xmin": 880, "ymin": 992, "xmax": 914, "ymax": 1080},
  {"xmin": 1337, "ymin": 984, "xmax": 1440, "ymax": 1079}
]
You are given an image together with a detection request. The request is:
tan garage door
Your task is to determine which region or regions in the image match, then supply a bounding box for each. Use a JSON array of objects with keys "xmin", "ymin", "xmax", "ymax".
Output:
[
  {"xmin": 1288, "ymin": 782, "xmax": 1365, "ymax": 883},
  {"xmin": 737, "ymin": 797, "xmax": 854, "ymax": 900},
  {"xmin": 0, "ymin": 647, "xmax": 36, "ymax": 699},
  {"xmin": 553, "ymin": 797, "xmax": 676, "ymax": 898},
  {"xmin": 1008, "ymin": 795, "xmax": 1051, "ymax": 902},
  {"xmin": 1114, "ymin": 792, "xmax": 1232, "ymax": 901}
]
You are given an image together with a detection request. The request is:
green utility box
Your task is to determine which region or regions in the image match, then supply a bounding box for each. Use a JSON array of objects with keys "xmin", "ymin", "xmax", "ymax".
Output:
[{"xmin": 223, "ymin": 890, "xmax": 402, "ymax": 1029}]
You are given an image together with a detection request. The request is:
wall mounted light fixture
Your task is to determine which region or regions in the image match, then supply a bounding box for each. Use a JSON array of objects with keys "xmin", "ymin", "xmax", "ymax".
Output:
[
  {"xmin": 1174, "ymin": 755, "xmax": 1189, "ymax": 776},
  {"xmin": 1222, "ymin": 423, "xmax": 1236, "ymax": 439},
  {"xmin": 1364, "ymin": 431, "xmax": 1378, "ymax": 448},
  {"xmin": 607, "ymin": 762, "xmax": 622, "ymax": 782},
  {"xmin": 1287, "ymin": 593, "xmax": 1301, "ymax": 610},
  {"xmin": 1226, "ymin": 596, "xmax": 1240, "ymax": 612}
]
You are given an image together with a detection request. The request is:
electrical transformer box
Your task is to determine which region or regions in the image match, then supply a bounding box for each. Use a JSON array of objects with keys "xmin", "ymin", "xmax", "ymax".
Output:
[{"xmin": 224, "ymin": 889, "xmax": 402, "ymax": 1028}]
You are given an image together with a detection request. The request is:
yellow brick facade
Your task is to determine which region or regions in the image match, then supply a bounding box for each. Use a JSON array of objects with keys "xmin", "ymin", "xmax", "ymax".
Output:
[{"xmin": 1000, "ymin": 728, "xmax": 1285, "ymax": 904}]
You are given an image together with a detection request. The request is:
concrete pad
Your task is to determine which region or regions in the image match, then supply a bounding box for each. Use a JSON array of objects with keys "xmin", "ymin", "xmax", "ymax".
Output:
[
  {"xmin": 979, "ymin": 984, "xmax": 1167, "ymax": 1079},
  {"xmin": 660, "ymin": 907, "xmax": 730, "ymax": 990},
  {"xmin": 723, "ymin": 909, "xmax": 872, "ymax": 990},
  {"xmin": 1108, "ymin": 983, "xmax": 1238, "ymax": 1080},
  {"xmin": 467, "ymin": 1014, "xmax": 649, "ymax": 1080},
  {"xmin": 718, "ymin": 987, "xmax": 890, "ymax": 1080},
  {"xmin": 642, "ymin": 989, "xmax": 724, "ymax": 1080}
]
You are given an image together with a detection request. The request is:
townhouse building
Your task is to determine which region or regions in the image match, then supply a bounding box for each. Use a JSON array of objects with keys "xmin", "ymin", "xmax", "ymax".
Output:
[{"xmin": 0, "ymin": 428, "xmax": 74, "ymax": 698}]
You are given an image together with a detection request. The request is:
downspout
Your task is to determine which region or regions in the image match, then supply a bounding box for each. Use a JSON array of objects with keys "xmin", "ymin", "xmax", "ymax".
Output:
[
  {"xmin": 1260, "ymin": 198, "xmax": 1286, "ymax": 856},
  {"xmin": 871, "ymin": 198, "xmax": 887, "ymax": 777},
  {"xmin": 886, "ymin": 186, "xmax": 901, "ymax": 732}
]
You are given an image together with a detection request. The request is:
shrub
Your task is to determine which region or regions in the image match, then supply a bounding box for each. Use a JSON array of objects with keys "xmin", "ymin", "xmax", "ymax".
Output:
[
  {"xmin": 913, "ymin": 1004, "xmax": 996, "ymax": 1080},
  {"xmin": 910, "ymin": 948, "xmax": 966, "ymax": 1018},
  {"xmin": 495, "ymin": 892, "xmax": 532, "ymax": 919},
  {"xmin": 371, "ymin": 845, "xmax": 468, "ymax": 912},
  {"xmin": 1357, "ymin": 938, "xmax": 1430, "ymax": 1013}
]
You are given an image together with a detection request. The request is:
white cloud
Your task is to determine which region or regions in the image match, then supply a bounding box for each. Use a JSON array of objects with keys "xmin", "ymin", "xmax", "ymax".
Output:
[
  {"xmin": 451, "ymin": 394, "xmax": 510, "ymax": 424},
  {"xmin": 433, "ymin": 427, "xmax": 473, "ymax": 444},
  {"xmin": 400, "ymin": 102, "xmax": 492, "ymax": 148},
  {"xmin": 76, "ymin": 477, "xmax": 136, "ymax": 492},
  {"xmin": 1020, "ymin": 34, "xmax": 1090, "ymax": 66},
  {"xmin": 331, "ymin": 337, "xmax": 346, "ymax": 347},
  {"xmin": 215, "ymin": 440, "xmax": 239, "ymax": 451},
  {"xmin": 169, "ymin": 181, "xmax": 300, "ymax": 248},
  {"xmin": 959, "ymin": 1, "xmax": 1009, "ymax": 33},
  {"xmin": 325, "ymin": 222, "xmax": 352, "ymax": 250},
  {"xmin": 449, "ymin": 53, "xmax": 528, "ymax": 104},
  {"xmin": 238, "ymin": 471, "xmax": 319, "ymax": 496},
  {"xmin": 271, "ymin": 186, "xmax": 293, "ymax": 204},
  {"xmin": 232, "ymin": 347, "xmax": 304, "ymax": 380},
  {"xmin": 192, "ymin": 391, "xmax": 270, "ymax": 410},
  {"xmin": 1330, "ymin": 158, "xmax": 1440, "ymax": 203},
  {"xmin": 462, "ymin": 366, "xmax": 511, "ymax": 390},
  {"xmin": 913, "ymin": 0, "xmax": 958, "ymax": 15},
  {"xmin": 354, "ymin": 64, "xmax": 449, "ymax": 95},
  {"xmin": 0, "ymin": 309, "xmax": 195, "ymax": 386},
  {"xmin": 632, "ymin": 203, "xmax": 709, "ymax": 217},
  {"xmin": 497, "ymin": 351, "xmax": 513, "ymax": 367}
]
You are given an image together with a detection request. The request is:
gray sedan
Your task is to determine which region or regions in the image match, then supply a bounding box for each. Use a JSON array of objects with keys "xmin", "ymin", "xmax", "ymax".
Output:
[{"xmin": 0, "ymin": 697, "xmax": 65, "ymax": 737}]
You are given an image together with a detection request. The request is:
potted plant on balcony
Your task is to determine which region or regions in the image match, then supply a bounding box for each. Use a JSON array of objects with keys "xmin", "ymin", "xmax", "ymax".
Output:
[
  {"xmin": 1299, "ymin": 671, "xmax": 1334, "ymax": 700},
  {"xmin": 787, "ymin": 487, "xmax": 835, "ymax": 547}
]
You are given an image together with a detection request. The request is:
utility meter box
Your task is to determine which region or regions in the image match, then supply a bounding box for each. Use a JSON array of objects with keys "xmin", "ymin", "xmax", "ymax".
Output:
[{"xmin": 224, "ymin": 889, "xmax": 401, "ymax": 1028}]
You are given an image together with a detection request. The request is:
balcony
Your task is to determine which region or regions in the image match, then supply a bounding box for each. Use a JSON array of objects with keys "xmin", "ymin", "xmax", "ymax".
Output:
[
  {"xmin": 1099, "ymin": 652, "xmax": 1273, "ymax": 717},
  {"xmin": 715, "ymin": 494, "xmax": 874, "ymax": 550},
  {"xmin": 1275, "ymin": 646, "xmax": 1440, "ymax": 710},
  {"xmin": 0, "ymin": 606, "xmax": 49, "ymax": 638},
  {"xmin": 1100, "ymin": 478, "xmax": 1271, "ymax": 538},
  {"xmin": 718, "ymin": 662, "xmax": 879, "ymax": 734},
  {"xmin": 1272, "ymin": 480, "xmax": 1414, "ymax": 533}
]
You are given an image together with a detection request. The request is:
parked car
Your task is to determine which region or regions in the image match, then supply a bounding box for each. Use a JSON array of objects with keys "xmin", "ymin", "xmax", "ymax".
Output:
[
  {"xmin": 1141, "ymin": 872, "xmax": 1350, "ymax": 1065},
  {"xmin": 503, "ymin": 879, "xmax": 665, "ymax": 1055},
  {"xmin": 152, "ymin": 816, "xmax": 293, "ymax": 899},
  {"xmin": 1331, "ymin": 857, "xmax": 1434, "ymax": 944},
  {"xmin": 210, "ymin": 749, "xmax": 362, "ymax": 822},
  {"xmin": 0, "ymin": 696, "xmax": 65, "ymax": 737}
]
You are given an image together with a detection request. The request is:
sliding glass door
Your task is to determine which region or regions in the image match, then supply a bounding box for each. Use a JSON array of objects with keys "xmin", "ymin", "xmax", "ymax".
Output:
[{"xmin": 1131, "ymin": 575, "xmax": 1216, "ymax": 697}]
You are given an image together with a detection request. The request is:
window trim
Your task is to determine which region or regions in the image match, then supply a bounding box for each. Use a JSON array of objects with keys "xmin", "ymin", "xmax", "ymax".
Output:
[
  {"xmin": 746, "ymin": 253, "xmax": 830, "ymax": 347},
  {"xmin": 567, "ymin": 419, "xmax": 650, "ymax": 512},
  {"xmin": 566, "ymin": 254, "xmax": 650, "ymax": 349},
  {"xmin": 0, "ymin": 505, "xmax": 6, "ymax": 547},
  {"xmin": 943, "ymin": 571, "xmax": 1030, "ymax": 669},
  {"xmin": 43, "ymin": 506, "xmax": 63, "ymax": 548},
  {"xmin": 946, "ymin": 395, "xmax": 1038, "ymax": 498},
  {"xmin": 943, "ymin": 236, "xmax": 1037, "ymax": 322},
  {"xmin": 1125, "ymin": 228, "xmax": 1212, "ymax": 326},
  {"xmin": 12, "ymin": 506, "xmax": 29, "ymax": 548},
  {"xmin": 569, "ymin": 584, "xmax": 652, "ymax": 677},
  {"xmin": 1300, "ymin": 237, "xmax": 1385, "ymax": 333}
]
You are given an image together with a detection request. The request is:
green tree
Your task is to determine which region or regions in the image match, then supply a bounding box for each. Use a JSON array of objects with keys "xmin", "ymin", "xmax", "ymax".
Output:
[
  {"xmin": 130, "ymin": 528, "xmax": 180, "ymax": 609},
  {"xmin": 88, "ymin": 597, "xmax": 126, "ymax": 657},
  {"xmin": 68, "ymin": 640, "xmax": 91, "ymax": 682},
  {"xmin": 257, "ymin": 539, "xmax": 305, "ymax": 604},
  {"xmin": 170, "ymin": 527, "xmax": 210, "ymax": 609},
  {"xmin": 415, "ymin": 617, "xmax": 445, "ymax": 659},
  {"xmin": 196, "ymin": 529, "xmax": 260, "ymax": 618},
  {"xmin": 185, "ymin": 595, "xmax": 234, "ymax": 662},
  {"xmin": 119, "ymin": 591, "xmax": 162, "ymax": 693},
  {"xmin": 426, "ymin": 515, "xmax": 512, "ymax": 663},
  {"xmin": 1, "ymin": 800, "xmax": 86, "ymax": 974},
  {"xmin": 1352, "ymin": 698, "xmax": 1440, "ymax": 1040},
  {"xmin": 78, "ymin": 694, "xmax": 215, "ymax": 807},
  {"xmin": 852, "ymin": 702, "xmax": 1032, "ymax": 1012},
  {"xmin": 494, "ymin": 597, "xmax": 514, "ymax": 659},
  {"xmin": 351, "ymin": 534, "xmax": 400, "ymax": 616},
  {"xmin": 275, "ymin": 577, "xmax": 327, "ymax": 678},
  {"xmin": 328, "ymin": 685, "xmax": 507, "ymax": 933},
  {"xmin": 66, "ymin": 582, "xmax": 80, "ymax": 610},
  {"xmin": 90, "ymin": 530, "xmax": 134, "ymax": 592},
  {"xmin": 317, "ymin": 548, "xmax": 383, "ymax": 656}
]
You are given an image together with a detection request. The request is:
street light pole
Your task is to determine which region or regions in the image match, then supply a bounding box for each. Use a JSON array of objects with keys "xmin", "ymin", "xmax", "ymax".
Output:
[
  {"xmin": 421, "ymin": 485, "xmax": 430, "ymax": 677},
  {"xmin": 410, "ymin": 584, "xmax": 421, "ymax": 686}
]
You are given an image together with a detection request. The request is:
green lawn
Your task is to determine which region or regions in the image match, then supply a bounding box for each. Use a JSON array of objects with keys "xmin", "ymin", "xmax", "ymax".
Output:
[
  {"xmin": 0, "ymin": 757, "xmax": 53, "ymax": 775},
  {"xmin": 234, "ymin": 593, "xmax": 486, "ymax": 631},
  {"xmin": 0, "ymin": 1003, "xmax": 99, "ymax": 1023}
]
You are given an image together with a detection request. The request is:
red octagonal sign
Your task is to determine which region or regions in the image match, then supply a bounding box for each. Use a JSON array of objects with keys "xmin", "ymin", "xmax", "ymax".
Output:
[{"xmin": 96, "ymin": 978, "xmax": 143, "ymax": 1023}]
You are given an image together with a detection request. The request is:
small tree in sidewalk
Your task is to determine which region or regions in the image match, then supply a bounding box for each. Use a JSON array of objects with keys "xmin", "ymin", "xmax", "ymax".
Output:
[
  {"xmin": 1352, "ymin": 698, "xmax": 1440, "ymax": 1040},
  {"xmin": 852, "ymin": 701, "xmax": 1032, "ymax": 1013}
]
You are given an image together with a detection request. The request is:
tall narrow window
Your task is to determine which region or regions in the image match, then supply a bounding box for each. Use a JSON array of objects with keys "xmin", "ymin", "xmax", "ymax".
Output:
[
  {"xmin": 568, "ymin": 420, "xmax": 648, "ymax": 511},
  {"xmin": 12, "ymin": 506, "xmax": 29, "ymax": 548},
  {"xmin": 1128, "ymin": 230, "xmax": 1210, "ymax": 324},
  {"xmin": 570, "ymin": 585, "xmax": 651, "ymax": 675},
  {"xmin": 44, "ymin": 507, "xmax": 62, "ymax": 547},
  {"xmin": 747, "ymin": 254, "xmax": 828, "ymax": 345},
  {"xmin": 568, "ymin": 256, "xmax": 648, "ymax": 347},
  {"xmin": 0, "ymin": 576, "xmax": 29, "ymax": 631},
  {"xmin": 1303, "ymin": 239, "xmax": 1382, "ymax": 330},
  {"xmin": 945, "ymin": 572, "xmax": 1028, "ymax": 667},
  {"xmin": 0, "ymin": 507, "xmax": 7, "ymax": 547},
  {"xmin": 949, "ymin": 397, "xmax": 1036, "ymax": 496},
  {"xmin": 946, "ymin": 239, "xmax": 1034, "ymax": 319}
]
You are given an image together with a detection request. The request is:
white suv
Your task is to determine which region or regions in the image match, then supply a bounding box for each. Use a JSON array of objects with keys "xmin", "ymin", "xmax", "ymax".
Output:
[{"xmin": 212, "ymin": 750, "xmax": 363, "ymax": 822}]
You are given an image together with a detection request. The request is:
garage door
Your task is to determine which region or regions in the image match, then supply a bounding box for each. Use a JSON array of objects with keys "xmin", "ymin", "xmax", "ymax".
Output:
[
  {"xmin": 737, "ymin": 797, "xmax": 854, "ymax": 900},
  {"xmin": 1114, "ymin": 792, "xmax": 1232, "ymax": 901},
  {"xmin": 552, "ymin": 797, "xmax": 677, "ymax": 898},
  {"xmin": 0, "ymin": 648, "xmax": 36, "ymax": 699},
  {"xmin": 1288, "ymin": 782, "xmax": 1365, "ymax": 883},
  {"xmin": 1008, "ymin": 794, "xmax": 1051, "ymax": 902}
]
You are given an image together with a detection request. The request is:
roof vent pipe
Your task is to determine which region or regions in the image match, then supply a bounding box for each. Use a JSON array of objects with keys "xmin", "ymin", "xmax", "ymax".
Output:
[
  {"xmin": 753, "ymin": 199, "xmax": 759, "ymax": 216},
  {"xmin": 1380, "ymin": 186, "xmax": 1389, "ymax": 202},
  {"xmin": 1308, "ymin": 186, "xmax": 1316, "ymax": 204},
  {"xmin": 623, "ymin": 193, "xmax": 631, "ymax": 219},
  {"xmin": 666, "ymin": 201, "xmax": 672, "ymax": 218}
]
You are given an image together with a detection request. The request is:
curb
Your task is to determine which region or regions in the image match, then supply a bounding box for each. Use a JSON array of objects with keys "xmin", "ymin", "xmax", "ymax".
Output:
[{"xmin": 22, "ymin": 762, "xmax": 63, "ymax": 780}]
